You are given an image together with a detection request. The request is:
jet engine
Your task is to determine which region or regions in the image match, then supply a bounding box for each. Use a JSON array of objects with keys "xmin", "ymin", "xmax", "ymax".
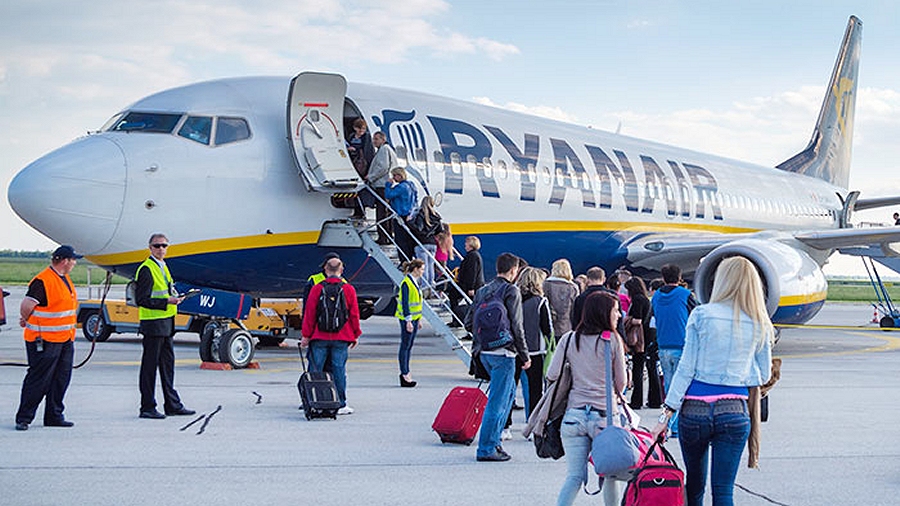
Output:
[{"xmin": 693, "ymin": 239, "xmax": 827, "ymax": 324}]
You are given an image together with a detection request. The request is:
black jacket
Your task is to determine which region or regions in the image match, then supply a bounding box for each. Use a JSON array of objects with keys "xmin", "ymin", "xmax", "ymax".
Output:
[
  {"xmin": 570, "ymin": 285, "xmax": 626, "ymax": 339},
  {"xmin": 457, "ymin": 249, "xmax": 485, "ymax": 294}
]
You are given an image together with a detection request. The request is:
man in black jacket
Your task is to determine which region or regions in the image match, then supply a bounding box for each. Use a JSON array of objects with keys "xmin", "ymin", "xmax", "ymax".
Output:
[
  {"xmin": 135, "ymin": 234, "xmax": 195, "ymax": 420},
  {"xmin": 465, "ymin": 252, "xmax": 530, "ymax": 462}
]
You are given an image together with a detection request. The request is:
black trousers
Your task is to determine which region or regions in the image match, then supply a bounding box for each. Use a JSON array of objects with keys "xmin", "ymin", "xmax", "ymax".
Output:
[
  {"xmin": 139, "ymin": 335, "xmax": 183, "ymax": 413},
  {"xmin": 16, "ymin": 339, "xmax": 74, "ymax": 424},
  {"xmin": 630, "ymin": 351, "xmax": 663, "ymax": 408},
  {"xmin": 523, "ymin": 354, "xmax": 545, "ymax": 417}
]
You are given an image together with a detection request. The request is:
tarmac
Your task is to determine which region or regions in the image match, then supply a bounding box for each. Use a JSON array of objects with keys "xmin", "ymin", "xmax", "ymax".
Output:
[{"xmin": 1, "ymin": 285, "xmax": 899, "ymax": 505}]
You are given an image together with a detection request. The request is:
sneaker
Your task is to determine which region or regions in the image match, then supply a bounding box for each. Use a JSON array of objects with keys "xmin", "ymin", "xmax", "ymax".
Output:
[
  {"xmin": 477, "ymin": 447, "xmax": 511, "ymax": 462},
  {"xmin": 337, "ymin": 406, "xmax": 354, "ymax": 415},
  {"xmin": 501, "ymin": 428, "xmax": 513, "ymax": 440}
]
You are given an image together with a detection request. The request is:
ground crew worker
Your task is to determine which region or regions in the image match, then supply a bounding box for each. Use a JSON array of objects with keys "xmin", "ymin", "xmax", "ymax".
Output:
[
  {"xmin": 135, "ymin": 234, "xmax": 195, "ymax": 420},
  {"xmin": 15, "ymin": 245, "xmax": 81, "ymax": 431},
  {"xmin": 396, "ymin": 259, "xmax": 425, "ymax": 387},
  {"xmin": 303, "ymin": 252, "xmax": 343, "ymax": 301}
]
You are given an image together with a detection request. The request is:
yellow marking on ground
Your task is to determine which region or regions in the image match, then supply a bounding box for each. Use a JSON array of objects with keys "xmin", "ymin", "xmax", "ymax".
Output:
[{"xmin": 777, "ymin": 330, "xmax": 900, "ymax": 359}]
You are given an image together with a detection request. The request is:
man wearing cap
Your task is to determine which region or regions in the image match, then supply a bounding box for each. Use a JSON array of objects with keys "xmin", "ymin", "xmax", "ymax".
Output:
[
  {"xmin": 302, "ymin": 252, "xmax": 343, "ymax": 301},
  {"xmin": 135, "ymin": 234, "xmax": 195, "ymax": 420},
  {"xmin": 15, "ymin": 245, "xmax": 82, "ymax": 431}
]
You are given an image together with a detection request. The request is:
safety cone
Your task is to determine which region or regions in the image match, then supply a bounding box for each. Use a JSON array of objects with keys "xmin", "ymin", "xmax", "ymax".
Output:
[{"xmin": 872, "ymin": 307, "xmax": 879, "ymax": 324}]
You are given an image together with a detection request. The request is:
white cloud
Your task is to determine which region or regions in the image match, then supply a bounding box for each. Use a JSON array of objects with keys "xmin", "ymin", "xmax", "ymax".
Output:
[{"xmin": 472, "ymin": 96, "xmax": 579, "ymax": 123}]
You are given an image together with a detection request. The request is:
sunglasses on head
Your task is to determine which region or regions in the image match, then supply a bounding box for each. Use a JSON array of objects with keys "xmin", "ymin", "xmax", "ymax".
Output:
[{"xmin": 151, "ymin": 243, "xmax": 169, "ymax": 249}]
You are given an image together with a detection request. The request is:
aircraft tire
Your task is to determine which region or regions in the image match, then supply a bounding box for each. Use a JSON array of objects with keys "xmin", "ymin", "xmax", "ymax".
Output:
[
  {"xmin": 218, "ymin": 329, "xmax": 255, "ymax": 368},
  {"xmin": 880, "ymin": 316, "xmax": 895, "ymax": 330},
  {"xmin": 199, "ymin": 320, "xmax": 223, "ymax": 362},
  {"xmin": 82, "ymin": 310, "xmax": 112, "ymax": 342}
]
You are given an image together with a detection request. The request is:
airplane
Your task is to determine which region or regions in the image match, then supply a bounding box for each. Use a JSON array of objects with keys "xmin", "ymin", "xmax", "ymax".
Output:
[{"xmin": 9, "ymin": 15, "xmax": 900, "ymax": 355}]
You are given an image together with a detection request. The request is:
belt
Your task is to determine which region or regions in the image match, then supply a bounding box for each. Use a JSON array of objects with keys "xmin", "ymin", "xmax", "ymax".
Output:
[
  {"xmin": 584, "ymin": 406, "xmax": 607, "ymax": 417},
  {"xmin": 680, "ymin": 398, "xmax": 748, "ymax": 417}
]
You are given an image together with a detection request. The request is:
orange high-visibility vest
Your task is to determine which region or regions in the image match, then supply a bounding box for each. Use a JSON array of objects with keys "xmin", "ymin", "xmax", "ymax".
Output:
[{"xmin": 23, "ymin": 267, "xmax": 77, "ymax": 343}]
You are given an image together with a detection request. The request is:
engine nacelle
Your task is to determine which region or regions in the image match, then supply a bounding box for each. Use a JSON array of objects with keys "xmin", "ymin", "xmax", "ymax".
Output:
[{"xmin": 694, "ymin": 239, "xmax": 827, "ymax": 324}]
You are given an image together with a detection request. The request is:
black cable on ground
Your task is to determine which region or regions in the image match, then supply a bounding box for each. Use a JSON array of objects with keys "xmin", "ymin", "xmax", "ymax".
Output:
[
  {"xmin": 736, "ymin": 483, "xmax": 791, "ymax": 506},
  {"xmin": 196, "ymin": 405, "xmax": 222, "ymax": 435},
  {"xmin": 252, "ymin": 391, "xmax": 262, "ymax": 404},
  {"xmin": 179, "ymin": 414, "xmax": 207, "ymax": 432},
  {"xmin": 74, "ymin": 271, "xmax": 113, "ymax": 369}
]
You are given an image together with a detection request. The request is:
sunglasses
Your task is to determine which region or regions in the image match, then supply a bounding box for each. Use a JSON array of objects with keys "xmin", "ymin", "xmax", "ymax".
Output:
[{"xmin": 151, "ymin": 243, "xmax": 169, "ymax": 249}]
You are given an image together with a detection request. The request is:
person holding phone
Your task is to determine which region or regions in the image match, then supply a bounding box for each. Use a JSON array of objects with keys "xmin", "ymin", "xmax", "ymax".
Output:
[{"xmin": 135, "ymin": 233, "xmax": 195, "ymax": 420}]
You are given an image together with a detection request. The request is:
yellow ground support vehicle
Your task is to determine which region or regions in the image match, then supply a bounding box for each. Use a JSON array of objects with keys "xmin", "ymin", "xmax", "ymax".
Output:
[{"xmin": 76, "ymin": 298, "xmax": 303, "ymax": 367}]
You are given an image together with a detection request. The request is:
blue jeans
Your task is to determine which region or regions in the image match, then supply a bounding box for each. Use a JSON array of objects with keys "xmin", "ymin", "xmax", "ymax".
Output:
[
  {"xmin": 678, "ymin": 400, "xmax": 751, "ymax": 506},
  {"xmin": 477, "ymin": 353, "xmax": 516, "ymax": 458},
  {"xmin": 415, "ymin": 244, "xmax": 437, "ymax": 290},
  {"xmin": 558, "ymin": 407, "xmax": 620, "ymax": 506},
  {"xmin": 658, "ymin": 348, "xmax": 682, "ymax": 434},
  {"xmin": 308, "ymin": 340, "xmax": 350, "ymax": 407},
  {"xmin": 398, "ymin": 319, "xmax": 419, "ymax": 375}
]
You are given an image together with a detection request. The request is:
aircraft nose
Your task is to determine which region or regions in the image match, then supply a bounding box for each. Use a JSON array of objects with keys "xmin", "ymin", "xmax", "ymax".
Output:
[{"xmin": 8, "ymin": 136, "xmax": 126, "ymax": 255}]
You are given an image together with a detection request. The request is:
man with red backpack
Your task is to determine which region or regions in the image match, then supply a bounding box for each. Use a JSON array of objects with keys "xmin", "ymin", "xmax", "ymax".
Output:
[
  {"xmin": 465, "ymin": 252, "xmax": 531, "ymax": 462},
  {"xmin": 301, "ymin": 257, "xmax": 361, "ymax": 415}
]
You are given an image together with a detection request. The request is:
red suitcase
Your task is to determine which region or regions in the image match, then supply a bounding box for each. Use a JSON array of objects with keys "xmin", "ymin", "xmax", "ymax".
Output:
[{"xmin": 432, "ymin": 385, "xmax": 488, "ymax": 445}]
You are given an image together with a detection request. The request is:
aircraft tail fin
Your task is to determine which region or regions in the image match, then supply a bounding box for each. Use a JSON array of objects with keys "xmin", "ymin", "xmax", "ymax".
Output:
[{"xmin": 776, "ymin": 16, "xmax": 862, "ymax": 189}]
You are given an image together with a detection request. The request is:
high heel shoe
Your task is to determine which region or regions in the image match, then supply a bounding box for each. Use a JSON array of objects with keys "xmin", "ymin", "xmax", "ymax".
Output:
[{"xmin": 399, "ymin": 374, "xmax": 417, "ymax": 388}]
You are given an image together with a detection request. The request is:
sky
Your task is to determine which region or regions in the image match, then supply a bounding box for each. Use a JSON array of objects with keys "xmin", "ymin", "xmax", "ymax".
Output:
[{"xmin": 1, "ymin": 1, "xmax": 899, "ymax": 276}]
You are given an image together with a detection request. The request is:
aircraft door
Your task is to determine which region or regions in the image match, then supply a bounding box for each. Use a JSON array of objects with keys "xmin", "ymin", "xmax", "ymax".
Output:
[{"xmin": 288, "ymin": 72, "xmax": 361, "ymax": 191}]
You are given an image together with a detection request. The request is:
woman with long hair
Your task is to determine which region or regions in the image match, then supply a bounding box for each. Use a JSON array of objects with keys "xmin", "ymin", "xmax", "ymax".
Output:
[
  {"xmin": 515, "ymin": 267, "xmax": 553, "ymax": 416},
  {"xmin": 624, "ymin": 277, "xmax": 662, "ymax": 409},
  {"xmin": 651, "ymin": 257, "xmax": 774, "ymax": 506},
  {"xmin": 395, "ymin": 259, "xmax": 425, "ymax": 387},
  {"xmin": 547, "ymin": 292, "xmax": 627, "ymax": 506},
  {"xmin": 411, "ymin": 196, "xmax": 441, "ymax": 295},
  {"xmin": 543, "ymin": 258, "xmax": 579, "ymax": 338}
]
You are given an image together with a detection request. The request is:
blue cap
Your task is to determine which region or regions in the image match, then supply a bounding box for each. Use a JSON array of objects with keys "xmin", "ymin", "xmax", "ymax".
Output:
[{"xmin": 52, "ymin": 245, "xmax": 83, "ymax": 260}]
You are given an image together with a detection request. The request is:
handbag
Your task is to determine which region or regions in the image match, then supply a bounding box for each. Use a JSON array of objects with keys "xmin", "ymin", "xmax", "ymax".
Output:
[
  {"xmin": 533, "ymin": 335, "xmax": 571, "ymax": 460},
  {"xmin": 590, "ymin": 333, "xmax": 640, "ymax": 479}
]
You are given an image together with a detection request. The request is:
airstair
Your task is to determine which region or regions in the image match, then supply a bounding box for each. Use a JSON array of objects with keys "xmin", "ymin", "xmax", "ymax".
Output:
[
  {"xmin": 316, "ymin": 190, "xmax": 474, "ymax": 367},
  {"xmin": 287, "ymin": 71, "xmax": 474, "ymax": 366}
]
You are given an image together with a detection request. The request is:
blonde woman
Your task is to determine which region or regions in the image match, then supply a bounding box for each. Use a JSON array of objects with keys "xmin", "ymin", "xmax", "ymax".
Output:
[
  {"xmin": 515, "ymin": 267, "xmax": 553, "ymax": 416},
  {"xmin": 651, "ymin": 257, "xmax": 774, "ymax": 506},
  {"xmin": 543, "ymin": 259, "xmax": 579, "ymax": 338}
]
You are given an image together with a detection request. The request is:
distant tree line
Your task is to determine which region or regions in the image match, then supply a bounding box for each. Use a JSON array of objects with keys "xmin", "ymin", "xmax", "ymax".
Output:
[{"xmin": 0, "ymin": 249, "xmax": 52, "ymax": 259}]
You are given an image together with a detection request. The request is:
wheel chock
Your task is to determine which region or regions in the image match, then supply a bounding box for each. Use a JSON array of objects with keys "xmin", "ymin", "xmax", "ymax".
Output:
[{"xmin": 200, "ymin": 361, "xmax": 261, "ymax": 370}]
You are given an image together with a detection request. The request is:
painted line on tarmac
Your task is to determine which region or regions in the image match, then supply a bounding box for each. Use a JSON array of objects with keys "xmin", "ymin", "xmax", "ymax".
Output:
[{"xmin": 778, "ymin": 331, "xmax": 900, "ymax": 359}]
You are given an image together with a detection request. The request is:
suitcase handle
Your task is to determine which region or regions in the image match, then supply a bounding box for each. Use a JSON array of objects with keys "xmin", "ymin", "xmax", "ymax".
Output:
[{"xmin": 298, "ymin": 342, "xmax": 308, "ymax": 373}]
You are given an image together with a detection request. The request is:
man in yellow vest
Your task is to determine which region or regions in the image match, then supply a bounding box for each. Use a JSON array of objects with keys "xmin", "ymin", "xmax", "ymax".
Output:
[
  {"xmin": 135, "ymin": 234, "xmax": 195, "ymax": 419},
  {"xmin": 15, "ymin": 245, "xmax": 81, "ymax": 431}
]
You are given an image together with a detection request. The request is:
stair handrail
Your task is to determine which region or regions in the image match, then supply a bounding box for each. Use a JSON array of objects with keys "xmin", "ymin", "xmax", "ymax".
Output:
[{"xmin": 354, "ymin": 184, "xmax": 474, "ymax": 311}]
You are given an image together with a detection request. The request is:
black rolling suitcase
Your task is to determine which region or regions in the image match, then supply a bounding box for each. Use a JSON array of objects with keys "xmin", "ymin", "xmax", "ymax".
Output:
[{"xmin": 297, "ymin": 345, "xmax": 341, "ymax": 420}]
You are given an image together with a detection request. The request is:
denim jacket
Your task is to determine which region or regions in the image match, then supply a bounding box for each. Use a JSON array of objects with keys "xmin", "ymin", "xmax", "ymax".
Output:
[{"xmin": 664, "ymin": 302, "xmax": 772, "ymax": 410}]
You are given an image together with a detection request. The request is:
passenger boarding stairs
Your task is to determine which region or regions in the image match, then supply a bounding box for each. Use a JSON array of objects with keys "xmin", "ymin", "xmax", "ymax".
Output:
[{"xmin": 316, "ymin": 189, "xmax": 474, "ymax": 367}]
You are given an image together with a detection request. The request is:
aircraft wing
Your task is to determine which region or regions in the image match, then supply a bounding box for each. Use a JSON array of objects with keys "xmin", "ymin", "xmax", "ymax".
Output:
[
  {"xmin": 793, "ymin": 227, "xmax": 900, "ymax": 250},
  {"xmin": 853, "ymin": 196, "xmax": 900, "ymax": 211},
  {"xmin": 624, "ymin": 226, "xmax": 900, "ymax": 275}
]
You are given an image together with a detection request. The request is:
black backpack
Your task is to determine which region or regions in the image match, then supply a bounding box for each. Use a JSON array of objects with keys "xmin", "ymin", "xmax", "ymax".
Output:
[
  {"xmin": 473, "ymin": 284, "xmax": 513, "ymax": 351},
  {"xmin": 316, "ymin": 281, "xmax": 349, "ymax": 333}
]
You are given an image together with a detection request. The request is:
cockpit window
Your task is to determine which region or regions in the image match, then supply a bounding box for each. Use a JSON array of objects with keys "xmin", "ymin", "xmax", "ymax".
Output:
[
  {"xmin": 110, "ymin": 112, "xmax": 183, "ymax": 133},
  {"xmin": 215, "ymin": 117, "xmax": 251, "ymax": 145},
  {"xmin": 178, "ymin": 116, "xmax": 212, "ymax": 145}
]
